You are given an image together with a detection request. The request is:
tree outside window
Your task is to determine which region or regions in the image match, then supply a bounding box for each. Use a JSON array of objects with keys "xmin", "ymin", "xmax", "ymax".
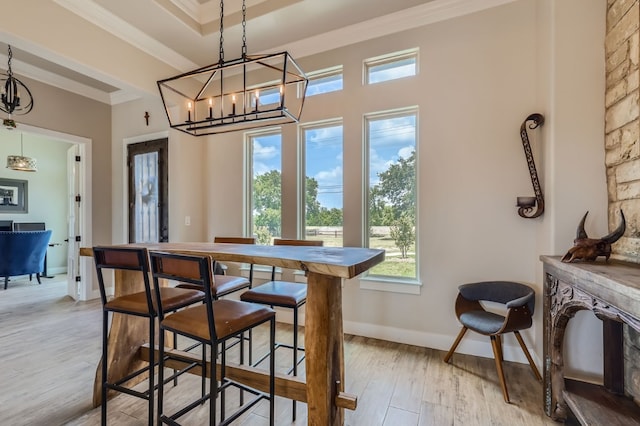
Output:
[
  {"xmin": 249, "ymin": 132, "xmax": 282, "ymax": 244},
  {"xmin": 302, "ymin": 123, "xmax": 343, "ymax": 246},
  {"xmin": 366, "ymin": 111, "xmax": 417, "ymax": 279}
]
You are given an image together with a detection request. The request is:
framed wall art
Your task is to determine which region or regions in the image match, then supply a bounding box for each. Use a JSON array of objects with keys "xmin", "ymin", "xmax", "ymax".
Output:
[{"xmin": 0, "ymin": 178, "xmax": 28, "ymax": 213}]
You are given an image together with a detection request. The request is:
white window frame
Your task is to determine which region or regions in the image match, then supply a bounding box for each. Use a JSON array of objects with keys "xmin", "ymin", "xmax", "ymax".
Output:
[
  {"xmin": 301, "ymin": 65, "xmax": 343, "ymax": 97},
  {"xmin": 360, "ymin": 107, "xmax": 421, "ymax": 293},
  {"xmin": 364, "ymin": 48, "xmax": 419, "ymax": 85}
]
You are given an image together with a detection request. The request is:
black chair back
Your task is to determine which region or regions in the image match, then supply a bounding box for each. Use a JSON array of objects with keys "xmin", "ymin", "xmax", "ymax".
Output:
[
  {"xmin": 92, "ymin": 247, "xmax": 154, "ymax": 313},
  {"xmin": 149, "ymin": 251, "xmax": 218, "ymax": 339}
]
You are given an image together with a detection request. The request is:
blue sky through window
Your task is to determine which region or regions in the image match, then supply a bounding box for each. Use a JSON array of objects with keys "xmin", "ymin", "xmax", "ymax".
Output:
[
  {"xmin": 252, "ymin": 133, "xmax": 282, "ymax": 176},
  {"xmin": 368, "ymin": 114, "xmax": 416, "ymax": 187},
  {"xmin": 305, "ymin": 125, "xmax": 343, "ymax": 209},
  {"xmin": 306, "ymin": 74, "xmax": 343, "ymax": 96},
  {"xmin": 368, "ymin": 57, "xmax": 416, "ymax": 84}
]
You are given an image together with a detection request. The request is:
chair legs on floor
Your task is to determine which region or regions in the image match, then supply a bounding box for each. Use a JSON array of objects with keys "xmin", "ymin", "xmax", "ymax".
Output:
[
  {"xmin": 446, "ymin": 328, "xmax": 542, "ymax": 403},
  {"xmin": 102, "ymin": 311, "xmax": 155, "ymax": 426},
  {"xmin": 514, "ymin": 330, "xmax": 542, "ymax": 381},
  {"xmin": 443, "ymin": 326, "xmax": 467, "ymax": 363},
  {"xmin": 490, "ymin": 335, "xmax": 510, "ymax": 403}
]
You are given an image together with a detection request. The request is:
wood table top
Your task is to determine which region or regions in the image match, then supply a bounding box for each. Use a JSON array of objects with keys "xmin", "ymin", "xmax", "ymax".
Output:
[{"xmin": 81, "ymin": 242, "xmax": 385, "ymax": 279}]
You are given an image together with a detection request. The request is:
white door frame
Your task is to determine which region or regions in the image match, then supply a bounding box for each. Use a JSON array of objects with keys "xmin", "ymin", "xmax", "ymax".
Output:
[{"xmin": 19, "ymin": 124, "xmax": 92, "ymax": 301}]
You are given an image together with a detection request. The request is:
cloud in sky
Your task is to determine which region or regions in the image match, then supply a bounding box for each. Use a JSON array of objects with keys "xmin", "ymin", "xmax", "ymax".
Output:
[{"xmin": 252, "ymin": 136, "xmax": 281, "ymax": 175}]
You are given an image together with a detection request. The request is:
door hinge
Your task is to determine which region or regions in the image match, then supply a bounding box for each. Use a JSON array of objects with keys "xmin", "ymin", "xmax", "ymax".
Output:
[
  {"xmin": 75, "ymin": 155, "xmax": 81, "ymax": 162},
  {"xmin": 75, "ymin": 194, "xmax": 81, "ymax": 203},
  {"xmin": 75, "ymin": 236, "xmax": 81, "ymax": 242},
  {"xmin": 75, "ymin": 276, "xmax": 81, "ymax": 282}
]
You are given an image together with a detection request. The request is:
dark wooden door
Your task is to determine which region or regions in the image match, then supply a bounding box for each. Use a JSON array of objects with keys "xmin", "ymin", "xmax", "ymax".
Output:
[{"xmin": 127, "ymin": 139, "xmax": 168, "ymax": 243}]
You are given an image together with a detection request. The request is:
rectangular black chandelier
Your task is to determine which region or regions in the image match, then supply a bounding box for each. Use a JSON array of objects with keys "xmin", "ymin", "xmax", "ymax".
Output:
[{"xmin": 157, "ymin": 52, "xmax": 308, "ymax": 136}]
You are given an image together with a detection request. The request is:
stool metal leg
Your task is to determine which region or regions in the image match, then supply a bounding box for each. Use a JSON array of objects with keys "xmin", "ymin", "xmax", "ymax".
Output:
[
  {"xmin": 147, "ymin": 316, "xmax": 155, "ymax": 426},
  {"xmin": 101, "ymin": 310, "xmax": 108, "ymax": 426},
  {"xmin": 292, "ymin": 306, "xmax": 299, "ymax": 421}
]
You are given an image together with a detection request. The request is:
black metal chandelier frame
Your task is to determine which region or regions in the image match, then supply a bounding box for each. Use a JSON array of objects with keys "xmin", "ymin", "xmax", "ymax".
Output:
[
  {"xmin": 1, "ymin": 45, "xmax": 34, "ymax": 116},
  {"xmin": 157, "ymin": 0, "xmax": 308, "ymax": 136}
]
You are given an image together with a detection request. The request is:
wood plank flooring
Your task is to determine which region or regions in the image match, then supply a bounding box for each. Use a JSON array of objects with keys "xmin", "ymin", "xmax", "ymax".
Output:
[{"xmin": 0, "ymin": 276, "xmax": 570, "ymax": 425}]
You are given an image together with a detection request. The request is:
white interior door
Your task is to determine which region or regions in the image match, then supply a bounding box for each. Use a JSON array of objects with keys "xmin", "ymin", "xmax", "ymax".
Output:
[{"xmin": 67, "ymin": 145, "xmax": 81, "ymax": 299}]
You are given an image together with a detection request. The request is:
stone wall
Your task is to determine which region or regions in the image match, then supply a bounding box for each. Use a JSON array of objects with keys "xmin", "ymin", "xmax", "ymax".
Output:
[
  {"xmin": 606, "ymin": 0, "xmax": 640, "ymax": 262},
  {"xmin": 606, "ymin": 0, "xmax": 640, "ymax": 402}
]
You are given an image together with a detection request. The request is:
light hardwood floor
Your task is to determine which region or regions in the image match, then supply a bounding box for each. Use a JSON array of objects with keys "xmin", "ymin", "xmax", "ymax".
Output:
[{"xmin": 0, "ymin": 275, "xmax": 570, "ymax": 425}]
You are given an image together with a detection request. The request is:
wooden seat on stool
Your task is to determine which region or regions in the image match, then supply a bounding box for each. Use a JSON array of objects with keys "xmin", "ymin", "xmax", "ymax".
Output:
[
  {"xmin": 92, "ymin": 246, "xmax": 206, "ymax": 426},
  {"xmin": 150, "ymin": 251, "xmax": 276, "ymax": 426},
  {"xmin": 240, "ymin": 237, "xmax": 323, "ymax": 420},
  {"xmin": 443, "ymin": 281, "xmax": 542, "ymax": 402},
  {"xmin": 176, "ymin": 236, "xmax": 256, "ymax": 369}
]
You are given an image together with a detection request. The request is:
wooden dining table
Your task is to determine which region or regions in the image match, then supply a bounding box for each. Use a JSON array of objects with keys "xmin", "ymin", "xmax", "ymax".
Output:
[{"xmin": 80, "ymin": 242, "xmax": 384, "ymax": 425}]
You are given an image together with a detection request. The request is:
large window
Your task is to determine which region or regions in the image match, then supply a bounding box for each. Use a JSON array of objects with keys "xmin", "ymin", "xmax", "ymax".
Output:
[
  {"xmin": 365, "ymin": 109, "xmax": 417, "ymax": 279},
  {"xmin": 301, "ymin": 122, "xmax": 343, "ymax": 246},
  {"xmin": 247, "ymin": 130, "xmax": 282, "ymax": 244}
]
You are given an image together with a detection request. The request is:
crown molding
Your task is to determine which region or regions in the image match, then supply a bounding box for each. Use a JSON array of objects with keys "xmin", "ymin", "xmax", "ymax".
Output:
[
  {"xmin": 47, "ymin": 0, "xmax": 517, "ymax": 104},
  {"xmin": 0, "ymin": 54, "xmax": 112, "ymax": 104},
  {"xmin": 272, "ymin": 0, "xmax": 519, "ymax": 58},
  {"xmin": 54, "ymin": 0, "xmax": 198, "ymax": 72}
]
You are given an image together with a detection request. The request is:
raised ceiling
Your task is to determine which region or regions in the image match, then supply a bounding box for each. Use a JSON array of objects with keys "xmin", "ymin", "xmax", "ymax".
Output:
[{"xmin": 0, "ymin": 0, "xmax": 515, "ymax": 105}]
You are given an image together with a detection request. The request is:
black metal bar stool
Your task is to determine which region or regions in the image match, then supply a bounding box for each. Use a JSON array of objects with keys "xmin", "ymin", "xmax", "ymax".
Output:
[
  {"xmin": 150, "ymin": 251, "xmax": 276, "ymax": 425},
  {"xmin": 92, "ymin": 246, "xmax": 206, "ymax": 426},
  {"xmin": 240, "ymin": 238, "xmax": 323, "ymax": 420}
]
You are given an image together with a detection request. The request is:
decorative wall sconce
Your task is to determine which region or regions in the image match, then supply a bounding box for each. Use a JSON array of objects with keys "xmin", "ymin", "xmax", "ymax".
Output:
[{"xmin": 516, "ymin": 113, "xmax": 545, "ymax": 218}]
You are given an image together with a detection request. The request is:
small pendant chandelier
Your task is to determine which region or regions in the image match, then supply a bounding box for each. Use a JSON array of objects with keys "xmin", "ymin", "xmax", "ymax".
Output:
[
  {"xmin": 7, "ymin": 132, "xmax": 37, "ymax": 172},
  {"xmin": 157, "ymin": 0, "xmax": 308, "ymax": 136},
  {"xmin": 1, "ymin": 45, "xmax": 34, "ymax": 116}
]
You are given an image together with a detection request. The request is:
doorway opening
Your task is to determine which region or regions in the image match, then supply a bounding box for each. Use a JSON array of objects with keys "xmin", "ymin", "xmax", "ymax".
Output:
[{"xmin": 5, "ymin": 124, "xmax": 92, "ymax": 300}]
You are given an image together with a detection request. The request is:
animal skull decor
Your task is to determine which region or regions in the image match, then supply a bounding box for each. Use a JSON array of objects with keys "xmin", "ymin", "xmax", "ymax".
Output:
[{"xmin": 561, "ymin": 210, "xmax": 626, "ymax": 263}]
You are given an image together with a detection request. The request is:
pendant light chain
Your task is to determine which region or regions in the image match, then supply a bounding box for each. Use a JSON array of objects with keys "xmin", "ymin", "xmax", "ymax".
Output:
[
  {"xmin": 6, "ymin": 45, "xmax": 13, "ymax": 77},
  {"xmin": 218, "ymin": 0, "xmax": 225, "ymax": 64},
  {"xmin": 242, "ymin": 0, "xmax": 247, "ymax": 58}
]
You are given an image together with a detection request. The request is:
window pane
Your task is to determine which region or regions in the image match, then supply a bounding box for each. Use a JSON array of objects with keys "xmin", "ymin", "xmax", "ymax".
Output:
[
  {"xmin": 365, "ymin": 50, "xmax": 418, "ymax": 84},
  {"xmin": 304, "ymin": 124, "xmax": 343, "ymax": 247},
  {"xmin": 133, "ymin": 151, "xmax": 159, "ymax": 243},
  {"xmin": 306, "ymin": 73, "xmax": 343, "ymax": 96},
  {"xmin": 251, "ymin": 133, "xmax": 282, "ymax": 244},
  {"xmin": 367, "ymin": 113, "xmax": 417, "ymax": 278}
]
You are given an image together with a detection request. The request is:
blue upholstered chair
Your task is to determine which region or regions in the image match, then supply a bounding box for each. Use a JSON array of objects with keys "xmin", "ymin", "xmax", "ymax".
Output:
[
  {"xmin": 0, "ymin": 230, "xmax": 52, "ymax": 289},
  {"xmin": 443, "ymin": 281, "xmax": 542, "ymax": 402}
]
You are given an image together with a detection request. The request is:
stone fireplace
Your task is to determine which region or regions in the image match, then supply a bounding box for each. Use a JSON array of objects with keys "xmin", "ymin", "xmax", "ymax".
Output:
[
  {"xmin": 606, "ymin": 0, "xmax": 640, "ymax": 261},
  {"xmin": 606, "ymin": 0, "xmax": 640, "ymax": 403}
]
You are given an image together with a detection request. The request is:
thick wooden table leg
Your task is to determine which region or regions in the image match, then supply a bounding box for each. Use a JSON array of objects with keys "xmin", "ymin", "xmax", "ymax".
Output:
[
  {"xmin": 92, "ymin": 269, "xmax": 150, "ymax": 407},
  {"xmin": 305, "ymin": 272, "xmax": 345, "ymax": 426}
]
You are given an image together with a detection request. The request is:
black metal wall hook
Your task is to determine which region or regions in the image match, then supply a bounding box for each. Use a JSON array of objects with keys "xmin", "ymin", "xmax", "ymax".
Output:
[{"xmin": 517, "ymin": 113, "xmax": 545, "ymax": 219}]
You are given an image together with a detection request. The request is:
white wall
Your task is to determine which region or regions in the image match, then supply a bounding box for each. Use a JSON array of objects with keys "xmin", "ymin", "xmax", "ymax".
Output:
[
  {"xmin": 205, "ymin": 0, "xmax": 544, "ymax": 361},
  {"xmin": 537, "ymin": 0, "xmax": 608, "ymax": 381},
  {"xmin": 111, "ymin": 95, "xmax": 207, "ymax": 244},
  {"xmin": 110, "ymin": 0, "xmax": 609, "ymax": 378},
  {"xmin": 0, "ymin": 129, "xmax": 73, "ymax": 272}
]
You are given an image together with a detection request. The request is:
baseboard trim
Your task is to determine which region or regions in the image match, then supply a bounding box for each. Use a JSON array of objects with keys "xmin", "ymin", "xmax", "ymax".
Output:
[
  {"xmin": 273, "ymin": 311, "xmax": 540, "ymax": 367},
  {"xmin": 343, "ymin": 320, "xmax": 541, "ymax": 367}
]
